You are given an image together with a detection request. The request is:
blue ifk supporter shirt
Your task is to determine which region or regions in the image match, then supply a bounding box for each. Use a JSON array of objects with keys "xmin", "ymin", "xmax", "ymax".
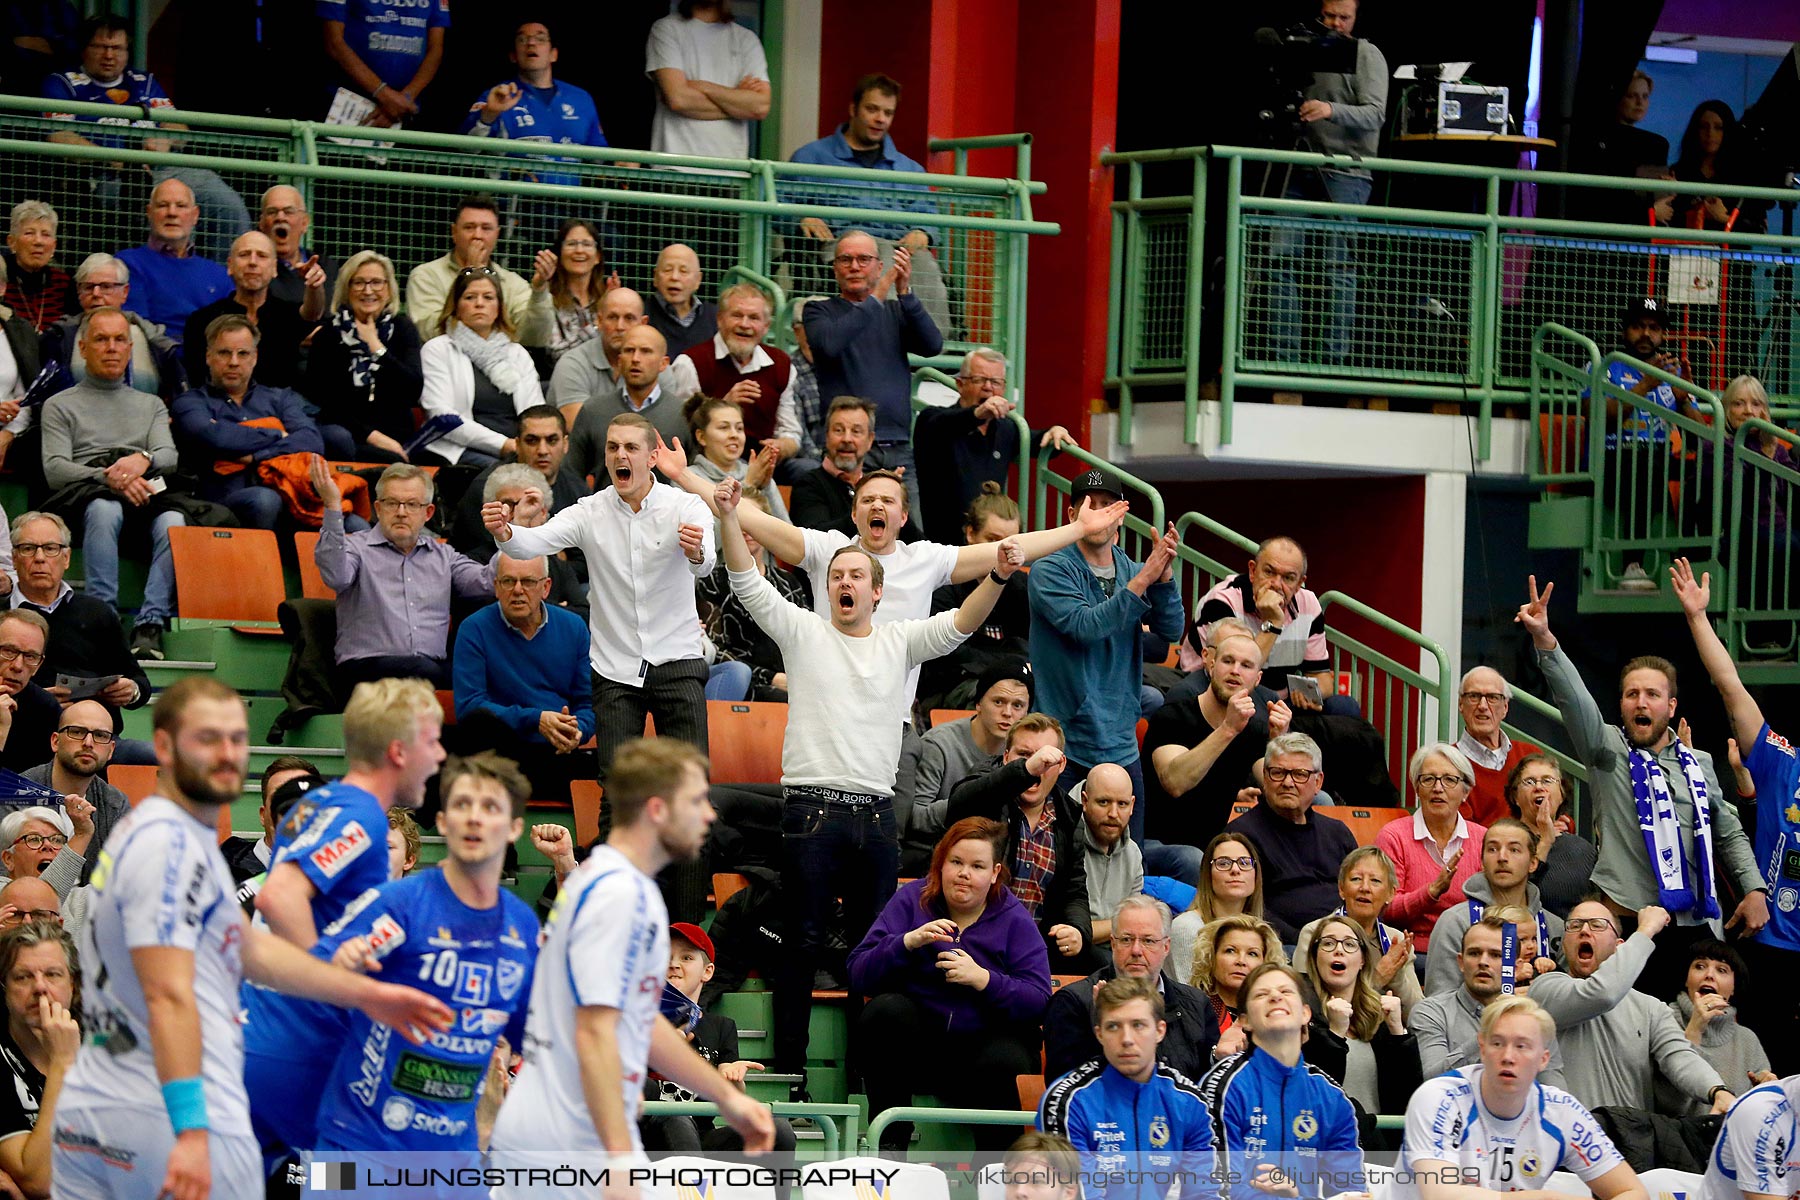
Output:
[
  {"xmin": 316, "ymin": 0, "xmax": 451, "ymax": 91},
  {"xmin": 241, "ymin": 782, "xmax": 394, "ymax": 1135},
  {"xmin": 1596, "ymin": 359, "xmax": 1680, "ymax": 449},
  {"xmin": 459, "ymin": 79, "xmax": 606, "ymax": 189},
  {"xmin": 42, "ymin": 68, "xmax": 172, "ymax": 149},
  {"xmin": 313, "ymin": 870, "xmax": 538, "ymax": 1151},
  {"xmin": 1745, "ymin": 722, "xmax": 1800, "ymax": 953}
]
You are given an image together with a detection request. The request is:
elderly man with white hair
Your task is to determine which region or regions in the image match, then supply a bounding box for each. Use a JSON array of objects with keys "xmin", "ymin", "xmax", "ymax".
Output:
[
  {"xmin": 114, "ymin": 176, "xmax": 232, "ymax": 348},
  {"xmin": 912, "ymin": 346, "xmax": 1074, "ymax": 540},
  {"xmin": 257, "ymin": 185, "xmax": 336, "ymax": 309},
  {"xmin": 1455, "ymin": 664, "xmax": 1543, "ymax": 825}
]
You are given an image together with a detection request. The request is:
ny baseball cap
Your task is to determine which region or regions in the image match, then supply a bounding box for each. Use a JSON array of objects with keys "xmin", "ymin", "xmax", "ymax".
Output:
[
  {"xmin": 1621, "ymin": 296, "xmax": 1665, "ymax": 327},
  {"xmin": 670, "ymin": 922, "xmax": 715, "ymax": 961},
  {"xmin": 1071, "ymin": 468, "xmax": 1126, "ymax": 503}
]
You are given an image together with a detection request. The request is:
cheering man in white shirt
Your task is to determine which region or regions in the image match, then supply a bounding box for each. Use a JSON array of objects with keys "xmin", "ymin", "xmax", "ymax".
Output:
[
  {"xmin": 713, "ymin": 473, "xmax": 1020, "ymax": 1102},
  {"xmin": 485, "ymin": 413, "xmax": 713, "ymax": 858}
]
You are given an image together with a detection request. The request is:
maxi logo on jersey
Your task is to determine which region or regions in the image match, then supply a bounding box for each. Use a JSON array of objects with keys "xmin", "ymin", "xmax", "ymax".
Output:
[{"xmin": 311, "ymin": 821, "xmax": 371, "ymax": 878}]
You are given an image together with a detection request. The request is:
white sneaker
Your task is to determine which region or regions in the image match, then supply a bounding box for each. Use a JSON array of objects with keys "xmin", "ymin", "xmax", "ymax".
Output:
[{"xmin": 1619, "ymin": 563, "xmax": 1658, "ymax": 591}]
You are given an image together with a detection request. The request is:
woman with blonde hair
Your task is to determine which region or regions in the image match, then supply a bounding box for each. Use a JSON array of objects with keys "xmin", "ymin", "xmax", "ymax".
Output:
[
  {"xmin": 417, "ymin": 265, "xmax": 544, "ymax": 467},
  {"xmin": 1169, "ymin": 832, "xmax": 1264, "ymax": 986},
  {"xmin": 1189, "ymin": 914, "xmax": 1285, "ymax": 1047},
  {"xmin": 1294, "ymin": 846, "xmax": 1421, "ymax": 1018},
  {"xmin": 1298, "ymin": 913, "xmax": 1422, "ymax": 1124},
  {"xmin": 304, "ymin": 249, "xmax": 422, "ymax": 462}
]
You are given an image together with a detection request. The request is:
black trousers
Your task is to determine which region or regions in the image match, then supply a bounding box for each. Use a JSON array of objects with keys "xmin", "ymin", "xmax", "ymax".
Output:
[
  {"xmin": 447, "ymin": 708, "xmax": 593, "ymax": 805},
  {"xmin": 338, "ymin": 653, "xmax": 450, "ymax": 693},
  {"xmin": 854, "ymin": 991, "xmax": 1038, "ymax": 1151},
  {"xmin": 593, "ymin": 660, "xmax": 709, "ymax": 921}
]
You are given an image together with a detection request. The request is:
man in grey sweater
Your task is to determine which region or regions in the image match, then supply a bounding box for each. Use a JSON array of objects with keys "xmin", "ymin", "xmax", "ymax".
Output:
[
  {"xmin": 1268, "ymin": 0, "xmax": 1388, "ymax": 366},
  {"xmin": 1517, "ymin": 576, "xmax": 1767, "ymax": 998},
  {"xmin": 1412, "ymin": 916, "xmax": 1571, "ymax": 1087},
  {"xmin": 1551, "ymin": 897, "xmax": 1734, "ymax": 1115},
  {"xmin": 40, "ymin": 307, "xmax": 184, "ymax": 659},
  {"xmin": 896, "ymin": 661, "xmax": 1025, "ymax": 872}
]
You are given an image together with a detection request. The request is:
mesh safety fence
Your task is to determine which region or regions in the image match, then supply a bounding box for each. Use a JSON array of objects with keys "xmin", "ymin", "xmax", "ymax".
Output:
[
  {"xmin": 1727, "ymin": 422, "xmax": 1800, "ymax": 661},
  {"xmin": 1130, "ymin": 213, "xmax": 1192, "ymax": 369}
]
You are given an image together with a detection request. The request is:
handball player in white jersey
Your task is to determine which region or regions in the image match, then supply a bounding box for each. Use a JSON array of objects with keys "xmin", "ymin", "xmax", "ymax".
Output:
[
  {"xmin": 1396, "ymin": 995, "xmax": 1649, "ymax": 1200},
  {"xmin": 489, "ymin": 738, "xmax": 773, "ymax": 1200},
  {"xmin": 1703, "ymin": 1076, "xmax": 1800, "ymax": 1200},
  {"xmin": 49, "ymin": 678, "xmax": 453, "ymax": 1200}
]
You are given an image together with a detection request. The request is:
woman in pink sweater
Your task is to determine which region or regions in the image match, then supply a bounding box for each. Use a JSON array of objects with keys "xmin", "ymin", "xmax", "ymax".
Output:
[{"xmin": 1375, "ymin": 743, "xmax": 1486, "ymax": 954}]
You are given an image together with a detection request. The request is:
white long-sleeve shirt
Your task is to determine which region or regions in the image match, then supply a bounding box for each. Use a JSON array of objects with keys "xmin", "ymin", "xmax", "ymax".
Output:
[
  {"xmin": 500, "ymin": 482, "xmax": 715, "ymax": 685},
  {"xmin": 728, "ymin": 567, "xmax": 967, "ymax": 796}
]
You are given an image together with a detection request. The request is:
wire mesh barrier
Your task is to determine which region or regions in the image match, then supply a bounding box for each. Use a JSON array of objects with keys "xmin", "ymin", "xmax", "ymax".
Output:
[
  {"xmin": 1527, "ymin": 323, "xmax": 1604, "ymax": 485},
  {"xmin": 1236, "ymin": 211, "xmax": 1483, "ymax": 384},
  {"xmin": 1725, "ymin": 419, "xmax": 1800, "ymax": 663},
  {"xmin": 0, "ymin": 94, "xmax": 1047, "ymax": 371},
  {"xmin": 1102, "ymin": 145, "xmax": 1800, "ymax": 456}
]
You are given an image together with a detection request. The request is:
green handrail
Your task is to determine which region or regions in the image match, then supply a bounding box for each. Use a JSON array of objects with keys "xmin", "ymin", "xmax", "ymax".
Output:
[
  {"xmin": 0, "ymin": 137, "xmax": 1061, "ymax": 235},
  {"xmin": 641, "ymin": 1100, "xmax": 859, "ymax": 1156},
  {"xmin": 911, "ymin": 367, "xmax": 1036, "ymax": 519},
  {"xmin": 1528, "ymin": 323, "xmax": 1603, "ymax": 485},
  {"xmin": 931, "ymin": 133, "xmax": 1033, "ymax": 184},
  {"xmin": 721, "ymin": 266, "xmax": 788, "ymax": 322},
  {"xmin": 863, "ymin": 1107, "xmax": 1033, "ymax": 1150},
  {"xmin": 1723, "ymin": 417, "xmax": 1800, "ymax": 661},
  {"xmin": 1033, "ymin": 443, "xmax": 1165, "ymax": 547}
]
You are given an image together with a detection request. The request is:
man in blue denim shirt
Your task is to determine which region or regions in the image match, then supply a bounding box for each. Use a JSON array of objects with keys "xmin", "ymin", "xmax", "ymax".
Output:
[{"xmin": 1028, "ymin": 468, "xmax": 1184, "ymax": 864}]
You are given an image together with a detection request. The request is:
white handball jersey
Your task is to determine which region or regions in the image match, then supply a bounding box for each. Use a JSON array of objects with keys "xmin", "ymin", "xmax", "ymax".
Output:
[
  {"xmin": 1394, "ymin": 1066, "xmax": 1625, "ymax": 1200},
  {"xmin": 488, "ymin": 845, "xmax": 669, "ymax": 1154},
  {"xmin": 60, "ymin": 797, "xmax": 252, "ymax": 1136},
  {"xmin": 1703, "ymin": 1079, "xmax": 1800, "ymax": 1200}
]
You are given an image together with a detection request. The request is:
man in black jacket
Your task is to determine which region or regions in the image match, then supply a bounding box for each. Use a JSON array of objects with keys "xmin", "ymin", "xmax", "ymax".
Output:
[
  {"xmin": 0, "ymin": 610, "xmax": 62, "ymax": 775},
  {"xmin": 1042, "ymin": 894, "xmax": 1218, "ymax": 1084},
  {"xmin": 947, "ymin": 711, "xmax": 1099, "ymax": 974},
  {"xmin": 12, "ymin": 510, "xmax": 151, "ymax": 713}
]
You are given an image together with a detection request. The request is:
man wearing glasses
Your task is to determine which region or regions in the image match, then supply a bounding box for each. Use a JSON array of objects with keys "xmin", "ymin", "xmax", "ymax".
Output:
[
  {"xmin": 1225, "ymin": 733, "xmax": 1357, "ymax": 943},
  {"xmin": 257, "ymin": 186, "xmax": 335, "ymax": 310},
  {"xmin": 1456, "ymin": 665, "xmax": 1544, "ymax": 825},
  {"xmin": 801, "ymin": 229, "xmax": 943, "ymax": 527},
  {"xmin": 0, "ymin": 611, "xmax": 63, "ymax": 777},
  {"xmin": 1043, "ymin": 894, "xmax": 1217, "ymax": 1083},
  {"xmin": 20, "ymin": 699, "xmax": 125, "ymax": 886},
  {"xmin": 449, "ymin": 551, "xmax": 593, "ymax": 805},
  {"xmin": 310, "ymin": 460, "xmax": 493, "ymax": 692},
  {"xmin": 9, "ymin": 510, "xmax": 151, "ymax": 718}
]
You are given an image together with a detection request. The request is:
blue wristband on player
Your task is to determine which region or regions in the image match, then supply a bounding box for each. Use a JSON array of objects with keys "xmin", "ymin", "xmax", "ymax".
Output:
[{"xmin": 162, "ymin": 1077, "xmax": 209, "ymax": 1134}]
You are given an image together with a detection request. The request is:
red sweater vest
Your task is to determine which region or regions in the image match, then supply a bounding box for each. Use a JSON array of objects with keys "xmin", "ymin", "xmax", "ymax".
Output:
[{"xmin": 680, "ymin": 342, "xmax": 793, "ymax": 449}]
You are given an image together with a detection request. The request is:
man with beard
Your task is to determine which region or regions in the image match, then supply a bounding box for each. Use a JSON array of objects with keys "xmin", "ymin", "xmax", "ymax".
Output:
[
  {"xmin": 242, "ymin": 678, "xmax": 447, "ymax": 1179},
  {"xmin": 788, "ymin": 395, "xmax": 889, "ymax": 535},
  {"xmin": 1519, "ymin": 574, "xmax": 1767, "ymax": 996},
  {"xmin": 665, "ymin": 283, "xmax": 803, "ymax": 467},
  {"xmin": 1411, "ymin": 913, "xmax": 1573, "ymax": 1085},
  {"xmin": 51, "ymin": 677, "xmax": 452, "ymax": 1200},
  {"xmin": 1145, "ymin": 623, "xmax": 1292, "ymax": 882},
  {"xmin": 1044, "ymin": 895, "xmax": 1215, "ymax": 1082},
  {"xmin": 1553, "ymin": 896, "xmax": 1734, "ymax": 1115},
  {"xmin": 1423, "ymin": 818, "xmax": 1567, "ymax": 996},
  {"xmin": 488, "ymin": 739, "xmax": 773, "ymax": 1198},
  {"xmin": 310, "ymin": 752, "xmax": 539, "ymax": 1159},
  {"xmin": 20, "ymin": 698, "xmax": 127, "ymax": 885}
]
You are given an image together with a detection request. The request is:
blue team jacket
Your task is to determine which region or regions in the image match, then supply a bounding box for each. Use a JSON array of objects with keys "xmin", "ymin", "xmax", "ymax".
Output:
[
  {"xmin": 1040, "ymin": 1060, "xmax": 1220, "ymax": 1200},
  {"xmin": 1195, "ymin": 1048, "xmax": 1363, "ymax": 1200}
]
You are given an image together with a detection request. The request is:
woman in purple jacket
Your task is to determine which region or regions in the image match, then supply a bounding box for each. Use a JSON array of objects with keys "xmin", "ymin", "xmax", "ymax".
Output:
[{"xmin": 848, "ymin": 816, "xmax": 1053, "ymax": 1151}]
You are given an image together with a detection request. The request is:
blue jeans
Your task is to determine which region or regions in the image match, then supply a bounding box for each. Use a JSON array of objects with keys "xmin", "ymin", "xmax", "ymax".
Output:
[
  {"xmin": 1268, "ymin": 172, "xmax": 1372, "ymax": 366},
  {"xmin": 226, "ymin": 486, "xmax": 284, "ymax": 530},
  {"xmin": 1143, "ymin": 840, "xmax": 1204, "ymax": 885},
  {"xmin": 706, "ymin": 660, "xmax": 753, "ymax": 701},
  {"xmin": 83, "ymin": 498, "xmax": 182, "ymax": 626},
  {"xmin": 773, "ymin": 789, "xmax": 898, "ymax": 1075}
]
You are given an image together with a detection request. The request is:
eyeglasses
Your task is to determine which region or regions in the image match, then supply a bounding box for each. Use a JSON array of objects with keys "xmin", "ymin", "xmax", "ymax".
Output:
[
  {"xmin": 376, "ymin": 498, "xmax": 429, "ymax": 513},
  {"xmin": 1265, "ymin": 767, "xmax": 1319, "ymax": 784},
  {"xmin": 959, "ymin": 375, "xmax": 1007, "ymax": 391},
  {"xmin": 516, "ymin": 32, "xmax": 552, "ymax": 44},
  {"xmin": 497, "ymin": 576, "xmax": 546, "ymax": 590},
  {"xmin": 833, "ymin": 254, "xmax": 880, "ymax": 267},
  {"xmin": 349, "ymin": 278, "xmax": 387, "ymax": 291},
  {"xmin": 0, "ymin": 645, "xmax": 45, "ymax": 669},
  {"xmin": 76, "ymin": 282, "xmax": 125, "ymax": 295},
  {"xmin": 1565, "ymin": 918, "xmax": 1618, "ymax": 934},
  {"xmin": 57, "ymin": 725, "xmax": 116, "ymax": 744},
  {"xmin": 261, "ymin": 205, "xmax": 304, "ymax": 218},
  {"xmin": 10, "ymin": 833, "xmax": 66, "ymax": 851},
  {"xmin": 1211, "ymin": 856, "xmax": 1256, "ymax": 873},
  {"xmin": 1111, "ymin": 935, "xmax": 1167, "ymax": 950},
  {"xmin": 0, "ymin": 909, "xmax": 59, "ymax": 926},
  {"xmin": 1416, "ymin": 774, "xmax": 1466, "ymax": 790},
  {"xmin": 1460, "ymin": 691, "xmax": 1507, "ymax": 707},
  {"xmin": 1519, "ymin": 774, "xmax": 1561, "ymax": 790},
  {"xmin": 12, "ymin": 542, "xmax": 67, "ymax": 558},
  {"xmin": 561, "ymin": 238, "xmax": 598, "ymax": 251},
  {"xmin": 1315, "ymin": 936, "xmax": 1363, "ymax": 953}
]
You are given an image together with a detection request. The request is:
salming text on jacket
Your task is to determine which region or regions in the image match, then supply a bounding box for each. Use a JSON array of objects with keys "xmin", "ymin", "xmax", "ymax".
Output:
[
  {"xmin": 1039, "ymin": 1060, "xmax": 1220, "ymax": 1200},
  {"xmin": 1196, "ymin": 1048, "xmax": 1362, "ymax": 1200}
]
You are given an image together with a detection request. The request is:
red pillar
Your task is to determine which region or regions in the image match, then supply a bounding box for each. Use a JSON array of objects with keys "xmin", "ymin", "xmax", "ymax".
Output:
[{"xmin": 815, "ymin": 0, "xmax": 1117, "ymax": 442}]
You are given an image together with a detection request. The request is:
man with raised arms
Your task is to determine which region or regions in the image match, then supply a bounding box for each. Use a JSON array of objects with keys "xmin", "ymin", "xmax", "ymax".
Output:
[{"xmin": 49, "ymin": 678, "xmax": 450, "ymax": 1200}]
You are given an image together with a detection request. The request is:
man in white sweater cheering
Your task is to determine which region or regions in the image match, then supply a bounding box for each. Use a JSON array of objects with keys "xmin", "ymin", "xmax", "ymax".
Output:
[{"xmin": 712, "ymin": 473, "xmax": 1020, "ymax": 1101}]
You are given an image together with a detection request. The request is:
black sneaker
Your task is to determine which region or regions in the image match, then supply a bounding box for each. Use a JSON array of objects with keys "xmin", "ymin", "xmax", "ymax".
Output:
[{"xmin": 130, "ymin": 622, "xmax": 166, "ymax": 661}]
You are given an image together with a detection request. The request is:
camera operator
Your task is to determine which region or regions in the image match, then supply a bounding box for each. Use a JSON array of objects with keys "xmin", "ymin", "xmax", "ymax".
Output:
[
  {"xmin": 1297, "ymin": 0, "xmax": 1388, "ymax": 206},
  {"xmin": 1266, "ymin": 0, "xmax": 1388, "ymax": 368}
]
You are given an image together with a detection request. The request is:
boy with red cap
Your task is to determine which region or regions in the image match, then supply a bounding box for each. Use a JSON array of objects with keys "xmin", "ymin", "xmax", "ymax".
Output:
[{"xmin": 642, "ymin": 923, "xmax": 799, "ymax": 1155}]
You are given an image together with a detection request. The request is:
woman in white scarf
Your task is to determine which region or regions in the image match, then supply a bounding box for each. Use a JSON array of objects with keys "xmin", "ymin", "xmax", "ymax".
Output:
[{"xmin": 417, "ymin": 265, "xmax": 544, "ymax": 466}]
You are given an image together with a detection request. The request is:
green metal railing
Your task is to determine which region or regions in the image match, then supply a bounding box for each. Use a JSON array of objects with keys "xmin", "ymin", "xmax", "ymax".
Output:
[
  {"xmin": 1032, "ymin": 443, "xmax": 1166, "ymax": 561},
  {"xmin": 643, "ymin": 1100, "xmax": 859, "ymax": 1156},
  {"xmin": 1724, "ymin": 417, "xmax": 1800, "ymax": 664},
  {"xmin": 1105, "ymin": 144, "xmax": 1800, "ymax": 456},
  {"xmin": 0, "ymin": 94, "xmax": 1054, "ymax": 365},
  {"xmin": 863, "ymin": 1106, "xmax": 1033, "ymax": 1150}
]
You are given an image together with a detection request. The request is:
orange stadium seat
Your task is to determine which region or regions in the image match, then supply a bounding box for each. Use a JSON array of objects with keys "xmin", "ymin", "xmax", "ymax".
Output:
[
  {"xmin": 1334, "ymin": 805, "xmax": 1410, "ymax": 846},
  {"xmin": 569, "ymin": 780, "xmax": 603, "ymax": 848},
  {"xmin": 108, "ymin": 764, "xmax": 232, "ymax": 841},
  {"xmin": 167, "ymin": 526, "xmax": 286, "ymax": 633},
  {"xmin": 707, "ymin": 701, "xmax": 786, "ymax": 785},
  {"xmin": 294, "ymin": 531, "xmax": 335, "ymax": 599},
  {"xmin": 713, "ymin": 872, "xmax": 750, "ymax": 909},
  {"xmin": 928, "ymin": 709, "xmax": 974, "ymax": 729},
  {"xmin": 1017, "ymin": 1074, "xmax": 1047, "ymax": 1112}
]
